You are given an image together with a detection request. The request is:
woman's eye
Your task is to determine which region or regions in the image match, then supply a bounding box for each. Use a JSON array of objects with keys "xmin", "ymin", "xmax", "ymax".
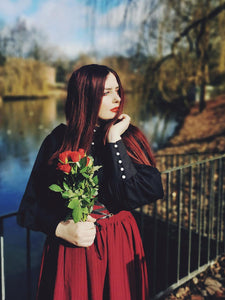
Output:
[{"xmin": 103, "ymin": 91, "xmax": 109, "ymax": 95}]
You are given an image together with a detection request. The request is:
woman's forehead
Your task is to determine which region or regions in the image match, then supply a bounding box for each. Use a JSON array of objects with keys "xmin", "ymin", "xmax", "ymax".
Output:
[{"xmin": 104, "ymin": 73, "xmax": 119, "ymax": 89}]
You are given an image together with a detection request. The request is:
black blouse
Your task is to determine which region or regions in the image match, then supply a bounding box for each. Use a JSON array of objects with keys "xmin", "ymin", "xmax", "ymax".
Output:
[{"xmin": 17, "ymin": 124, "xmax": 164, "ymax": 236}]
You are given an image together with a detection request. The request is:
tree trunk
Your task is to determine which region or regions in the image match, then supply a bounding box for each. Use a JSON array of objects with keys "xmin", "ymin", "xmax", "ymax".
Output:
[{"xmin": 199, "ymin": 82, "xmax": 206, "ymax": 112}]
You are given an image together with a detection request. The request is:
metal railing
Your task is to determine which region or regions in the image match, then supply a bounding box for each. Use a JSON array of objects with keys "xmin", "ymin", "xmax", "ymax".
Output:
[
  {"xmin": 1, "ymin": 153, "xmax": 225, "ymax": 300},
  {"xmin": 0, "ymin": 213, "xmax": 31, "ymax": 300},
  {"xmin": 155, "ymin": 151, "xmax": 224, "ymax": 171},
  {"xmin": 141, "ymin": 153, "xmax": 225, "ymax": 299}
]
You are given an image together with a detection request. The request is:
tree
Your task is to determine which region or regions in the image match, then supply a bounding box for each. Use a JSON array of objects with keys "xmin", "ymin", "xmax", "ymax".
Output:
[
  {"xmin": 0, "ymin": 18, "xmax": 56, "ymax": 64},
  {"xmin": 129, "ymin": 0, "xmax": 225, "ymax": 111}
]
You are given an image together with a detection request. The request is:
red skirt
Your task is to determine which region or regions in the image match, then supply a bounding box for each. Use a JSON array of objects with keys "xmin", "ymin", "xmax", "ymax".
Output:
[{"xmin": 36, "ymin": 211, "xmax": 149, "ymax": 300}]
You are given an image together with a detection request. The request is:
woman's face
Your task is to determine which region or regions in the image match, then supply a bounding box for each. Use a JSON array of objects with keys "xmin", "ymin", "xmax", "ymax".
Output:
[{"xmin": 98, "ymin": 72, "xmax": 121, "ymax": 120}]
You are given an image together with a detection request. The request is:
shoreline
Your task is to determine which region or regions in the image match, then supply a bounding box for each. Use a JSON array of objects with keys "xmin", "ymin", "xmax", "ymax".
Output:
[
  {"xmin": 156, "ymin": 94, "xmax": 225, "ymax": 156},
  {"xmin": 2, "ymin": 87, "xmax": 67, "ymax": 102}
]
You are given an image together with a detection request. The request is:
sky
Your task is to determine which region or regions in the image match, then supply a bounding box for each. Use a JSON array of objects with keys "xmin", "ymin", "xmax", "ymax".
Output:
[{"xmin": 0, "ymin": 0, "xmax": 154, "ymax": 59}]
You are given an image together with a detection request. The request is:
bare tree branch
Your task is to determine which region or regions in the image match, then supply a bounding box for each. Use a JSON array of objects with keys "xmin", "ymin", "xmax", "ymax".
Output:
[
  {"xmin": 148, "ymin": 2, "xmax": 225, "ymax": 73},
  {"xmin": 172, "ymin": 2, "xmax": 225, "ymax": 51}
]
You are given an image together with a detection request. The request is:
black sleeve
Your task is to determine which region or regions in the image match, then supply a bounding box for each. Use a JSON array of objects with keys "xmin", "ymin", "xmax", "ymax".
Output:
[
  {"xmin": 104, "ymin": 139, "xmax": 164, "ymax": 212},
  {"xmin": 17, "ymin": 130, "xmax": 67, "ymax": 235}
]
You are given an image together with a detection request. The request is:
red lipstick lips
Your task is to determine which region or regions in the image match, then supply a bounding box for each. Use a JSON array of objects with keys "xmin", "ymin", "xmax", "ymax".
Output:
[{"xmin": 110, "ymin": 107, "xmax": 119, "ymax": 112}]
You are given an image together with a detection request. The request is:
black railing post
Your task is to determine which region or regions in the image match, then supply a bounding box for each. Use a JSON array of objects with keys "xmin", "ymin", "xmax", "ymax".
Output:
[
  {"xmin": 152, "ymin": 201, "xmax": 158, "ymax": 296},
  {"xmin": 188, "ymin": 166, "xmax": 193, "ymax": 275},
  {"xmin": 26, "ymin": 229, "xmax": 31, "ymax": 300},
  {"xmin": 165, "ymin": 172, "xmax": 171, "ymax": 289},
  {"xmin": 197, "ymin": 164, "xmax": 203, "ymax": 268},
  {"xmin": 0, "ymin": 218, "xmax": 5, "ymax": 300},
  {"xmin": 176, "ymin": 169, "xmax": 182, "ymax": 282},
  {"xmin": 202, "ymin": 163, "xmax": 207, "ymax": 238},
  {"xmin": 208, "ymin": 160, "xmax": 215, "ymax": 262},
  {"xmin": 216, "ymin": 158, "xmax": 222, "ymax": 256}
]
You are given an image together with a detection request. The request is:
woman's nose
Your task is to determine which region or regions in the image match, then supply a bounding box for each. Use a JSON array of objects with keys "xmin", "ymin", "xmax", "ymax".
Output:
[{"xmin": 113, "ymin": 92, "xmax": 121, "ymax": 102}]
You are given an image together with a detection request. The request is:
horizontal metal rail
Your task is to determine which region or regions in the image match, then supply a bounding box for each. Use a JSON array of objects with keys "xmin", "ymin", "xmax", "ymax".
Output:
[{"xmin": 156, "ymin": 151, "xmax": 224, "ymax": 171}]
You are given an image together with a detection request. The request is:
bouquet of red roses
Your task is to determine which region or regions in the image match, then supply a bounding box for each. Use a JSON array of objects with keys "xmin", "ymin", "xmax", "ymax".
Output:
[{"xmin": 49, "ymin": 149, "xmax": 101, "ymax": 223}]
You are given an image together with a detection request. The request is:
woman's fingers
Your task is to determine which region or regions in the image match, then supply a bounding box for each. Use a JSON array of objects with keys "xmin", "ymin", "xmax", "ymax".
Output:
[
  {"xmin": 86, "ymin": 215, "xmax": 96, "ymax": 223},
  {"xmin": 55, "ymin": 219, "xmax": 96, "ymax": 247},
  {"xmin": 107, "ymin": 114, "xmax": 131, "ymax": 142}
]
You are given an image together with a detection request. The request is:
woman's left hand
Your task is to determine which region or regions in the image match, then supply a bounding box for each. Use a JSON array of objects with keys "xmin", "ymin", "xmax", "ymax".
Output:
[{"xmin": 107, "ymin": 114, "xmax": 131, "ymax": 143}]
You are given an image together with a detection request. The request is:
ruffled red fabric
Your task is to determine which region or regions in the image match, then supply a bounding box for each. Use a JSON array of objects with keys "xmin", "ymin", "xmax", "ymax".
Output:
[{"xmin": 36, "ymin": 211, "xmax": 149, "ymax": 300}]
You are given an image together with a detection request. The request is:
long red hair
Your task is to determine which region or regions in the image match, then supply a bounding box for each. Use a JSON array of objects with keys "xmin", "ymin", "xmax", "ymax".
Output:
[{"xmin": 54, "ymin": 64, "xmax": 156, "ymax": 167}]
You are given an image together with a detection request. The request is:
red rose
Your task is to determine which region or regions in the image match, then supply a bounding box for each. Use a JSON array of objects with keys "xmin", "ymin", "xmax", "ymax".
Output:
[
  {"xmin": 86, "ymin": 157, "xmax": 90, "ymax": 166},
  {"xmin": 57, "ymin": 163, "xmax": 71, "ymax": 174},
  {"xmin": 70, "ymin": 151, "xmax": 80, "ymax": 162},
  {"xmin": 59, "ymin": 151, "xmax": 71, "ymax": 164},
  {"xmin": 86, "ymin": 157, "xmax": 93, "ymax": 166},
  {"xmin": 78, "ymin": 148, "xmax": 85, "ymax": 158}
]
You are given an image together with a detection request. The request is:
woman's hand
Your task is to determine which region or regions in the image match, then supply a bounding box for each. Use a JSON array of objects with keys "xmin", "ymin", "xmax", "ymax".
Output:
[
  {"xmin": 55, "ymin": 215, "xmax": 96, "ymax": 247},
  {"xmin": 107, "ymin": 114, "xmax": 131, "ymax": 143}
]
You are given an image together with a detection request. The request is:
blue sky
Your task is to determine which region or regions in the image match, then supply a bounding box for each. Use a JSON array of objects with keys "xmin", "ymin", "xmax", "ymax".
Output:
[{"xmin": 0, "ymin": 0, "xmax": 151, "ymax": 58}]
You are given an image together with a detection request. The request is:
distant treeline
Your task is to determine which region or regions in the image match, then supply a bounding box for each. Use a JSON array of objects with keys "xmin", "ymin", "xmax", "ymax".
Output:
[{"xmin": 0, "ymin": 57, "xmax": 53, "ymax": 98}]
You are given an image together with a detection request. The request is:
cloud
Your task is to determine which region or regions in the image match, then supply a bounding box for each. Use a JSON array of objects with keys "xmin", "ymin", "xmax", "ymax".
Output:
[
  {"xmin": 0, "ymin": 0, "xmax": 32, "ymax": 21},
  {"xmin": 92, "ymin": 0, "xmax": 160, "ymax": 55},
  {"xmin": 22, "ymin": 0, "xmax": 94, "ymax": 56},
  {"xmin": 0, "ymin": 0, "xmax": 160, "ymax": 58},
  {"xmin": 26, "ymin": 0, "xmax": 152, "ymax": 57}
]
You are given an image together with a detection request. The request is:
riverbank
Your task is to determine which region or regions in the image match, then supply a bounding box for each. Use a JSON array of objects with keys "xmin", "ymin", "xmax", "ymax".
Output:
[
  {"xmin": 2, "ymin": 85, "xmax": 67, "ymax": 102},
  {"xmin": 156, "ymin": 94, "xmax": 225, "ymax": 155}
]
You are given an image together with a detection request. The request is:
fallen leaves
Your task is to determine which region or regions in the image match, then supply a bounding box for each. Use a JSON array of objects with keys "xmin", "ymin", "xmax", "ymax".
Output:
[{"xmin": 165, "ymin": 254, "xmax": 225, "ymax": 300}]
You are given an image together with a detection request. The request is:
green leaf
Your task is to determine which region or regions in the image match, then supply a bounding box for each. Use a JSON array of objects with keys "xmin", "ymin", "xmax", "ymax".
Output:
[
  {"xmin": 80, "ymin": 166, "xmax": 88, "ymax": 173},
  {"xmin": 82, "ymin": 197, "xmax": 91, "ymax": 204},
  {"xmin": 67, "ymin": 197, "xmax": 79, "ymax": 209},
  {"xmin": 78, "ymin": 180, "xmax": 85, "ymax": 189},
  {"xmin": 82, "ymin": 172, "xmax": 90, "ymax": 179},
  {"xmin": 82, "ymin": 206, "xmax": 89, "ymax": 214},
  {"xmin": 79, "ymin": 157, "xmax": 87, "ymax": 169},
  {"xmin": 72, "ymin": 204, "xmax": 83, "ymax": 223},
  {"xmin": 63, "ymin": 182, "xmax": 69, "ymax": 190},
  {"xmin": 93, "ymin": 165, "xmax": 102, "ymax": 172},
  {"xmin": 91, "ymin": 188, "xmax": 98, "ymax": 196},
  {"xmin": 92, "ymin": 175, "xmax": 98, "ymax": 184},
  {"xmin": 62, "ymin": 190, "xmax": 74, "ymax": 199},
  {"xmin": 49, "ymin": 184, "xmax": 63, "ymax": 192}
]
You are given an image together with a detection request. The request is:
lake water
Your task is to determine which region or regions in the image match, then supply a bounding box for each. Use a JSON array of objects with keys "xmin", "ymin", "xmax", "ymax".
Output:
[{"xmin": 0, "ymin": 95, "xmax": 179, "ymax": 299}]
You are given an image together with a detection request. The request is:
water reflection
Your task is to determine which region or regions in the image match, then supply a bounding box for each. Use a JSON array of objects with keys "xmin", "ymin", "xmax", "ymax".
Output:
[
  {"xmin": 0, "ymin": 95, "xmax": 178, "ymax": 214},
  {"xmin": 125, "ymin": 94, "xmax": 179, "ymax": 150},
  {"xmin": 140, "ymin": 112, "xmax": 178, "ymax": 150},
  {"xmin": 0, "ymin": 97, "xmax": 66, "ymax": 214}
]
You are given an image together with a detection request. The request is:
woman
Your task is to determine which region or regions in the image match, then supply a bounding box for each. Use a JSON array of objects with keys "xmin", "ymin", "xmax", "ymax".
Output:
[{"xmin": 17, "ymin": 64, "xmax": 164, "ymax": 300}]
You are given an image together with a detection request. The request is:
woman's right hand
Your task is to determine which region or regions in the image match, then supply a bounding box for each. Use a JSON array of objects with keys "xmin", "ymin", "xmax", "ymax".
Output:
[
  {"xmin": 107, "ymin": 114, "xmax": 131, "ymax": 142},
  {"xmin": 55, "ymin": 215, "xmax": 96, "ymax": 247}
]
